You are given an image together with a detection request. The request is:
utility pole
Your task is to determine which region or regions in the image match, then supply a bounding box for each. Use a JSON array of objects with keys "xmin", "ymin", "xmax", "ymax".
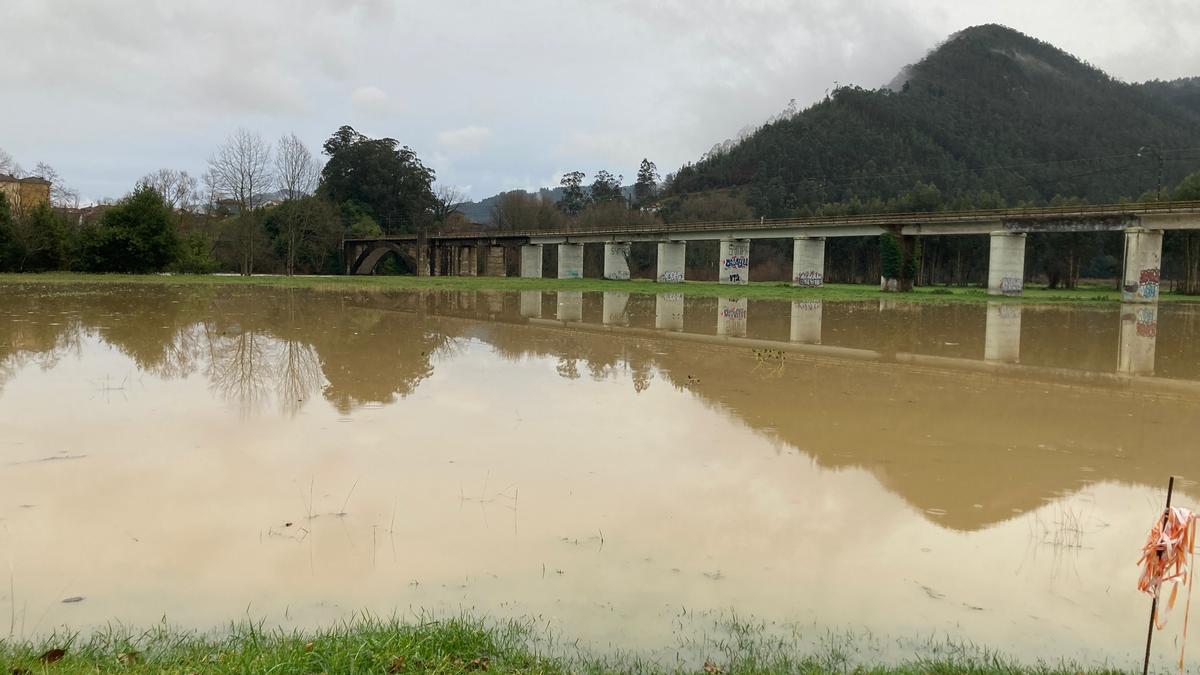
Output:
[{"xmin": 1138, "ymin": 146, "xmax": 1165, "ymax": 201}]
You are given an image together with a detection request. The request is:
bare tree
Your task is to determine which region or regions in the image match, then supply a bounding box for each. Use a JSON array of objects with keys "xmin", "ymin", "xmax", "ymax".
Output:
[
  {"xmin": 274, "ymin": 133, "xmax": 319, "ymax": 201},
  {"xmin": 139, "ymin": 168, "xmax": 200, "ymax": 211},
  {"xmin": 0, "ymin": 147, "xmax": 22, "ymax": 177},
  {"xmin": 32, "ymin": 161, "xmax": 79, "ymax": 208},
  {"xmin": 207, "ymin": 130, "xmax": 273, "ymax": 275},
  {"xmin": 431, "ymin": 184, "xmax": 466, "ymax": 225}
]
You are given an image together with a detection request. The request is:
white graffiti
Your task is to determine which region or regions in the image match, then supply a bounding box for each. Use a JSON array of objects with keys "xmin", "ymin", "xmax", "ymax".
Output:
[
  {"xmin": 659, "ymin": 271, "xmax": 684, "ymax": 282},
  {"xmin": 794, "ymin": 271, "xmax": 823, "ymax": 287}
]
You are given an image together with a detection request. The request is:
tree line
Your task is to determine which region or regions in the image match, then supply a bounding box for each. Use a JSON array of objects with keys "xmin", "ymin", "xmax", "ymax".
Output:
[{"xmin": 0, "ymin": 125, "xmax": 464, "ymax": 276}]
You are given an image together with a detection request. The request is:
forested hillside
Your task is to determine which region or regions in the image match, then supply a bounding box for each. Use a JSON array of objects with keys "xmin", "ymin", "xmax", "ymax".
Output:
[{"xmin": 665, "ymin": 24, "xmax": 1200, "ymax": 217}]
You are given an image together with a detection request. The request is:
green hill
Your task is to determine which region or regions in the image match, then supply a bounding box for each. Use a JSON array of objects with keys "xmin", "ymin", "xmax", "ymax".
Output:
[{"xmin": 665, "ymin": 24, "xmax": 1200, "ymax": 217}]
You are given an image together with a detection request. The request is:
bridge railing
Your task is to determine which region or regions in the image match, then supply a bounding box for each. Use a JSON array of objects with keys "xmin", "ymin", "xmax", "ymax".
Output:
[{"xmin": 344, "ymin": 200, "xmax": 1200, "ymax": 243}]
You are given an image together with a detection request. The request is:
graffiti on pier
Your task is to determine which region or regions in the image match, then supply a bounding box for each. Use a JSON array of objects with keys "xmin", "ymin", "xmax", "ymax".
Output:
[
  {"xmin": 1138, "ymin": 268, "xmax": 1161, "ymax": 299},
  {"xmin": 999, "ymin": 276, "xmax": 1022, "ymax": 296},
  {"xmin": 659, "ymin": 271, "xmax": 684, "ymax": 283},
  {"xmin": 722, "ymin": 256, "xmax": 749, "ymax": 270},
  {"xmin": 719, "ymin": 304, "xmax": 748, "ymax": 320},
  {"xmin": 727, "ymin": 273, "xmax": 742, "ymax": 283},
  {"xmin": 794, "ymin": 271, "xmax": 823, "ymax": 287}
]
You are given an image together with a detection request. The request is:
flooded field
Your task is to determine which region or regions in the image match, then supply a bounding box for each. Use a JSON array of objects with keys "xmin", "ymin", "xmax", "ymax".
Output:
[{"xmin": 2, "ymin": 283, "xmax": 1200, "ymax": 666}]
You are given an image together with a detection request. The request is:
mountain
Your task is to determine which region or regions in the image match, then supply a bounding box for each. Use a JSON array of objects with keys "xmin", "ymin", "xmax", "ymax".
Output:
[{"xmin": 665, "ymin": 24, "xmax": 1200, "ymax": 217}]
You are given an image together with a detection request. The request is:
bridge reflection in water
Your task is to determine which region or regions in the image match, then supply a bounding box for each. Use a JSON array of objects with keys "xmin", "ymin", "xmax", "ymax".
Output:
[
  {"xmin": 523, "ymin": 290, "xmax": 1174, "ymax": 385},
  {"xmin": 4, "ymin": 284, "xmax": 1200, "ymax": 664}
]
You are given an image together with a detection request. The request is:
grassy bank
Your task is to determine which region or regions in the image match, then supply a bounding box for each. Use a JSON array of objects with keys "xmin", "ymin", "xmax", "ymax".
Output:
[
  {"xmin": 1, "ymin": 271, "xmax": 1196, "ymax": 305},
  {"xmin": 0, "ymin": 614, "xmax": 1125, "ymax": 674}
]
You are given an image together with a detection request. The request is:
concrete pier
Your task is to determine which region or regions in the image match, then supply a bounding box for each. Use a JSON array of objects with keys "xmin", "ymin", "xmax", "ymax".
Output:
[
  {"xmin": 520, "ymin": 244, "xmax": 543, "ymax": 278},
  {"xmin": 716, "ymin": 297, "xmax": 748, "ymax": 336},
  {"xmin": 789, "ymin": 300, "xmax": 823, "ymax": 343},
  {"xmin": 602, "ymin": 292, "xmax": 630, "ymax": 325},
  {"xmin": 417, "ymin": 239, "xmax": 430, "ymax": 276},
  {"xmin": 484, "ymin": 245, "xmax": 507, "ymax": 277},
  {"xmin": 792, "ymin": 237, "xmax": 825, "ymax": 288},
  {"xmin": 432, "ymin": 245, "xmax": 443, "ymax": 276},
  {"xmin": 457, "ymin": 245, "xmax": 477, "ymax": 277},
  {"xmin": 657, "ymin": 241, "xmax": 686, "ymax": 283},
  {"xmin": 558, "ymin": 243, "xmax": 584, "ymax": 279},
  {"xmin": 1121, "ymin": 228, "xmax": 1164, "ymax": 303},
  {"xmin": 719, "ymin": 239, "xmax": 750, "ymax": 285},
  {"xmin": 1118, "ymin": 303, "xmax": 1158, "ymax": 375},
  {"xmin": 987, "ymin": 232, "xmax": 1026, "ymax": 296},
  {"xmin": 603, "ymin": 242, "xmax": 631, "ymax": 280},
  {"xmin": 556, "ymin": 290, "xmax": 583, "ymax": 322},
  {"xmin": 655, "ymin": 293, "xmax": 684, "ymax": 330},
  {"xmin": 984, "ymin": 302, "xmax": 1022, "ymax": 363},
  {"xmin": 519, "ymin": 290, "xmax": 542, "ymax": 318}
]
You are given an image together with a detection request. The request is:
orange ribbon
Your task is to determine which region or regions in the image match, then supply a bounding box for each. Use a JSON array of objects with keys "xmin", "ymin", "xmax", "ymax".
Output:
[{"xmin": 1138, "ymin": 506, "xmax": 1197, "ymax": 673}]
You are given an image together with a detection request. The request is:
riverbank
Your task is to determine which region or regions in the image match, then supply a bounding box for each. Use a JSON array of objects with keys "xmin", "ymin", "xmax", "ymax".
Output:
[
  {"xmin": 0, "ymin": 614, "xmax": 1126, "ymax": 674},
  {"xmin": 2, "ymin": 272, "xmax": 1197, "ymax": 305}
]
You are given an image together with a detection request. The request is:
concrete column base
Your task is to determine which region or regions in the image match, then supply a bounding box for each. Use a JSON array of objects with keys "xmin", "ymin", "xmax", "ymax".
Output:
[
  {"xmin": 458, "ymin": 246, "xmax": 477, "ymax": 277},
  {"xmin": 987, "ymin": 232, "xmax": 1026, "ymax": 296},
  {"xmin": 485, "ymin": 245, "xmax": 507, "ymax": 277},
  {"xmin": 792, "ymin": 237, "xmax": 825, "ymax": 287},
  {"xmin": 519, "ymin": 245, "xmax": 543, "ymax": 278},
  {"xmin": 657, "ymin": 241, "xmax": 686, "ymax": 283},
  {"xmin": 719, "ymin": 239, "xmax": 750, "ymax": 285},
  {"xmin": 603, "ymin": 242, "xmax": 631, "ymax": 280},
  {"xmin": 558, "ymin": 243, "xmax": 584, "ymax": 279},
  {"xmin": 1121, "ymin": 228, "xmax": 1164, "ymax": 303}
]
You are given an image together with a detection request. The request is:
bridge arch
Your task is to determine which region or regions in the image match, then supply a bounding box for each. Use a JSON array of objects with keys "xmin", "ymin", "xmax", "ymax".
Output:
[{"xmin": 348, "ymin": 241, "xmax": 419, "ymax": 275}]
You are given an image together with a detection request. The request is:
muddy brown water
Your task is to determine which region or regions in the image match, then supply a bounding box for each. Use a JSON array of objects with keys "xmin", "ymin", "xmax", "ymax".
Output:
[{"xmin": 2, "ymin": 283, "xmax": 1199, "ymax": 665}]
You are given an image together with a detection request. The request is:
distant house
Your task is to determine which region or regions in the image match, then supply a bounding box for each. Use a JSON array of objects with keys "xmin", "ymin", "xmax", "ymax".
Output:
[{"xmin": 0, "ymin": 173, "xmax": 52, "ymax": 213}]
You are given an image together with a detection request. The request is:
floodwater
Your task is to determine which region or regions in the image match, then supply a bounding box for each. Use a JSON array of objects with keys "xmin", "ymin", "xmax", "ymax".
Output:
[{"xmin": 2, "ymin": 283, "xmax": 1200, "ymax": 666}]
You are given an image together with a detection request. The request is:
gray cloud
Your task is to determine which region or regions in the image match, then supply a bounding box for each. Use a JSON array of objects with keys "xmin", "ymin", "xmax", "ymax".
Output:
[{"xmin": 1, "ymin": 0, "xmax": 1195, "ymax": 202}]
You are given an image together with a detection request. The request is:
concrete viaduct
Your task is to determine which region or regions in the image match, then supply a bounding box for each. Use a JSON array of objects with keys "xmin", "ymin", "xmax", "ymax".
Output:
[{"xmin": 343, "ymin": 201, "xmax": 1200, "ymax": 304}]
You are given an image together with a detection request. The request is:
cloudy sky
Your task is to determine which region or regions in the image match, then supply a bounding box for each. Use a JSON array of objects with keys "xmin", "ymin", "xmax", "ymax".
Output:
[{"xmin": 2, "ymin": 0, "xmax": 1197, "ymax": 203}]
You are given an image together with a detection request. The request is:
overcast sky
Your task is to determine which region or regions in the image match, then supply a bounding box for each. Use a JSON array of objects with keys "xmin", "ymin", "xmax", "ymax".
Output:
[{"xmin": 2, "ymin": 0, "xmax": 1197, "ymax": 203}]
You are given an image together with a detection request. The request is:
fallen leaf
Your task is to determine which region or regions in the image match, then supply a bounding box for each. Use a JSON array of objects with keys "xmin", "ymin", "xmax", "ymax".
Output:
[
  {"xmin": 703, "ymin": 660, "xmax": 723, "ymax": 674},
  {"xmin": 304, "ymin": 641, "xmax": 314, "ymax": 652},
  {"xmin": 39, "ymin": 648, "xmax": 66, "ymax": 664},
  {"xmin": 387, "ymin": 655, "xmax": 406, "ymax": 673},
  {"xmin": 467, "ymin": 656, "xmax": 490, "ymax": 671},
  {"xmin": 118, "ymin": 651, "xmax": 141, "ymax": 665}
]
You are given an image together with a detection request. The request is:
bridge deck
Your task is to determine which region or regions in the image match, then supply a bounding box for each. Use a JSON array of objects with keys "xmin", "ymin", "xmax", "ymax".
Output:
[{"xmin": 344, "ymin": 200, "xmax": 1200, "ymax": 245}]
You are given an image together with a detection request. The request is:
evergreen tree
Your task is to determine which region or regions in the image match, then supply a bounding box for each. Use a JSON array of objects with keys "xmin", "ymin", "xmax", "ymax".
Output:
[
  {"xmin": 590, "ymin": 170, "xmax": 624, "ymax": 204},
  {"xmin": 80, "ymin": 186, "xmax": 180, "ymax": 273},
  {"xmin": 634, "ymin": 159, "xmax": 659, "ymax": 206},
  {"xmin": 558, "ymin": 171, "xmax": 588, "ymax": 216}
]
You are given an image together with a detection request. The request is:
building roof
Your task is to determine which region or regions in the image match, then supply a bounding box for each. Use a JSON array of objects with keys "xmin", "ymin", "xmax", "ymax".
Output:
[
  {"xmin": 19, "ymin": 176, "xmax": 50, "ymax": 184},
  {"xmin": 0, "ymin": 173, "xmax": 18, "ymax": 183}
]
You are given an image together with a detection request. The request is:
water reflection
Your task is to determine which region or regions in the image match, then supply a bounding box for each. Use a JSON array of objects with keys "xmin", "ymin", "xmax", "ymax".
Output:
[
  {"xmin": 716, "ymin": 297, "xmax": 748, "ymax": 337},
  {"xmin": 655, "ymin": 293, "xmax": 684, "ymax": 331},
  {"xmin": 789, "ymin": 300, "xmax": 822, "ymax": 344},
  {"xmin": 2, "ymin": 283, "xmax": 1200, "ymax": 666},
  {"xmin": 984, "ymin": 302, "xmax": 1021, "ymax": 364},
  {"xmin": 1118, "ymin": 303, "xmax": 1158, "ymax": 376}
]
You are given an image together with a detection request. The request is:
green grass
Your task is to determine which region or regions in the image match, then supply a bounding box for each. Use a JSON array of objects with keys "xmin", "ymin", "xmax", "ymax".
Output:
[
  {"xmin": 1, "ymin": 272, "xmax": 1197, "ymax": 305},
  {"xmin": 0, "ymin": 614, "xmax": 1129, "ymax": 674}
]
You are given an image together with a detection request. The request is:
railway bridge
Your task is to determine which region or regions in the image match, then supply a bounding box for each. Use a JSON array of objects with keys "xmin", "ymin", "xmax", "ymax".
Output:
[{"xmin": 343, "ymin": 201, "xmax": 1200, "ymax": 303}]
